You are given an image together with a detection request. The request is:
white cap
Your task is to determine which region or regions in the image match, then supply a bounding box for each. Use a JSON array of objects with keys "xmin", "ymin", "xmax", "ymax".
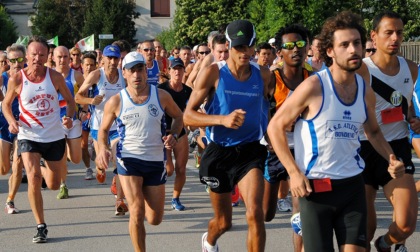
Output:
[
  {"xmin": 268, "ymin": 38, "xmax": 275, "ymax": 44},
  {"xmin": 122, "ymin": 51, "xmax": 145, "ymax": 69}
]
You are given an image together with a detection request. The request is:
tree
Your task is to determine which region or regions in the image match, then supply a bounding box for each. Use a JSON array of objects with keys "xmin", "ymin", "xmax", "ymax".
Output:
[
  {"xmin": 170, "ymin": 0, "xmax": 250, "ymax": 47},
  {"xmin": 0, "ymin": 5, "xmax": 18, "ymax": 49},
  {"xmin": 31, "ymin": 0, "xmax": 139, "ymax": 49},
  {"xmin": 83, "ymin": 0, "xmax": 140, "ymax": 49}
]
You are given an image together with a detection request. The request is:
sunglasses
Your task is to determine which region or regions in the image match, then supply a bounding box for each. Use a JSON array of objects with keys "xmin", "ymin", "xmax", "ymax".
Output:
[
  {"xmin": 281, "ymin": 40, "xmax": 306, "ymax": 50},
  {"xmin": 199, "ymin": 51, "xmax": 211, "ymax": 55},
  {"xmin": 143, "ymin": 48, "xmax": 156, "ymax": 52},
  {"xmin": 9, "ymin": 57, "xmax": 24, "ymax": 63},
  {"xmin": 366, "ymin": 48, "xmax": 376, "ymax": 53},
  {"xmin": 307, "ymin": 54, "xmax": 313, "ymax": 57}
]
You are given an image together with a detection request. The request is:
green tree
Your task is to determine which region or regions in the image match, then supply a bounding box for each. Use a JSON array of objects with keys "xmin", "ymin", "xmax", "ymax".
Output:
[
  {"xmin": 31, "ymin": 0, "xmax": 139, "ymax": 49},
  {"xmin": 83, "ymin": 0, "xmax": 140, "ymax": 49},
  {"xmin": 0, "ymin": 5, "xmax": 19, "ymax": 49},
  {"xmin": 31, "ymin": 0, "xmax": 85, "ymax": 48},
  {"xmin": 171, "ymin": 0, "xmax": 250, "ymax": 47}
]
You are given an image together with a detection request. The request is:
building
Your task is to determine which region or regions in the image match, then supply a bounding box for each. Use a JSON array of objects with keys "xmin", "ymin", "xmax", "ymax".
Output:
[{"xmin": 1, "ymin": 0, "xmax": 175, "ymax": 43}]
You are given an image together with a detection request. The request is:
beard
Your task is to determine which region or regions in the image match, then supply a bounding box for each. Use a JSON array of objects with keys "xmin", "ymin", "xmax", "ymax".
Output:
[{"xmin": 335, "ymin": 56, "xmax": 362, "ymax": 72}]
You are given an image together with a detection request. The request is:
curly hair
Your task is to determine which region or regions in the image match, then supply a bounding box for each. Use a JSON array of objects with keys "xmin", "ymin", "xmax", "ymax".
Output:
[{"xmin": 319, "ymin": 11, "xmax": 366, "ymax": 67}]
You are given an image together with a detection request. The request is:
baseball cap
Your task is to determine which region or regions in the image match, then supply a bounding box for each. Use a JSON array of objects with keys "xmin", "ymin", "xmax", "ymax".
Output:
[
  {"xmin": 225, "ymin": 20, "xmax": 256, "ymax": 49},
  {"xmin": 122, "ymin": 51, "xmax": 145, "ymax": 69},
  {"xmin": 169, "ymin": 58, "xmax": 185, "ymax": 68},
  {"xmin": 103, "ymin": 45, "xmax": 121, "ymax": 58}
]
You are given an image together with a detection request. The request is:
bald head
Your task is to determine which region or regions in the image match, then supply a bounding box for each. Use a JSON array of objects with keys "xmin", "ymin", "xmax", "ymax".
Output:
[{"xmin": 53, "ymin": 46, "xmax": 70, "ymax": 70}]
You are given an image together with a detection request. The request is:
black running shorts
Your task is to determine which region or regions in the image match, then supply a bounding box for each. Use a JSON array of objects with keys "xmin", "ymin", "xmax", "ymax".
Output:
[
  {"xmin": 360, "ymin": 138, "xmax": 415, "ymax": 190},
  {"xmin": 299, "ymin": 174, "xmax": 367, "ymax": 251},
  {"xmin": 199, "ymin": 141, "xmax": 266, "ymax": 193},
  {"xmin": 18, "ymin": 138, "xmax": 66, "ymax": 161}
]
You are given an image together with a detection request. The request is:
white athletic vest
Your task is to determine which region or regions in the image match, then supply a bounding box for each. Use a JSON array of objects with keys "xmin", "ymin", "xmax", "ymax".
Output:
[
  {"xmin": 115, "ymin": 86, "xmax": 166, "ymax": 161},
  {"xmin": 90, "ymin": 68, "xmax": 125, "ymax": 131},
  {"xmin": 294, "ymin": 69, "xmax": 366, "ymax": 179},
  {"xmin": 359, "ymin": 57, "xmax": 413, "ymax": 141},
  {"xmin": 18, "ymin": 68, "xmax": 65, "ymax": 142}
]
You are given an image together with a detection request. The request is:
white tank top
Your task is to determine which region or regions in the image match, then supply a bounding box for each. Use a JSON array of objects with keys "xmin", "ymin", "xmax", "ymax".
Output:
[
  {"xmin": 18, "ymin": 68, "xmax": 65, "ymax": 142},
  {"xmin": 359, "ymin": 57, "xmax": 413, "ymax": 141},
  {"xmin": 116, "ymin": 85, "xmax": 166, "ymax": 161},
  {"xmin": 294, "ymin": 69, "xmax": 366, "ymax": 179},
  {"xmin": 90, "ymin": 68, "xmax": 125, "ymax": 131}
]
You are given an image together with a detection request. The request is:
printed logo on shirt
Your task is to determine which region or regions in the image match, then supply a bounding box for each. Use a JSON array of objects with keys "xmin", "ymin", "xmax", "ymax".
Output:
[
  {"xmin": 343, "ymin": 110, "xmax": 352, "ymax": 120},
  {"xmin": 35, "ymin": 86, "xmax": 45, "ymax": 92},
  {"xmin": 390, "ymin": 91, "xmax": 403, "ymax": 106},
  {"xmin": 148, "ymin": 104, "xmax": 159, "ymax": 117},
  {"xmin": 404, "ymin": 78, "xmax": 410, "ymax": 83}
]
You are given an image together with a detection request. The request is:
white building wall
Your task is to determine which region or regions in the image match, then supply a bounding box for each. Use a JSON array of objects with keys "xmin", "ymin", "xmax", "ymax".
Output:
[{"xmin": 135, "ymin": 0, "xmax": 175, "ymax": 42}]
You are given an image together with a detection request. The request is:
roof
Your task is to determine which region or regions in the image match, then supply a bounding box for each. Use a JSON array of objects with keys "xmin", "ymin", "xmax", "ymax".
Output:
[{"xmin": 1, "ymin": 0, "xmax": 37, "ymax": 14}]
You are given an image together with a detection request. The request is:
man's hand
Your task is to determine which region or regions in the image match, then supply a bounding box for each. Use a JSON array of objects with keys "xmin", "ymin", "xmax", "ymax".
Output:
[
  {"xmin": 162, "ymin": 134, "xmax": 177, "ymax": 150},
  {"xmin": 91, "ymin": 95, "xmax": 104, "ymax": 106},
  {"xmin": 8, "ymin": 120, "xmax": 20, "ymax": 134},
  {"xmin": 289, "ymin": 172, "xmax": 312, "ymax": 197},
  {"xmin": 388, "ymin": 154, "xmax": 405, "ymax": 179},
  {"xmin": 62, "ymin": 116, "xmax": 73, "ymax": 129},
  {"xmin": 409, "ymin": 117, "xmax": 420, "ymax": 134},
  {"xmin": 95, "ymin": 149, "xmax": 111, "ymax": 170},
  {"xmin": 222, "ymin": 109, "xmax": 246, "ymax": 129}
]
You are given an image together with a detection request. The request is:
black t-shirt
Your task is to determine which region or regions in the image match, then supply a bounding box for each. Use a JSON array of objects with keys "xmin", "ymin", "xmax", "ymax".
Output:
[{"xmin": 158, "ymin": 81, "xmax": 192, "ymax": 128}]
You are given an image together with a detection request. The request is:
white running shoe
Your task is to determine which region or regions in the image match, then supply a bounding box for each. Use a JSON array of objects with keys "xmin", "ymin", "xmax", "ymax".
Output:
[
  {"xmin": 277, "ymin": 198, "xmax": 292, "ymax": 212},
  {"xmin": 5, "ymin": 201, "xmax": 20, "ymax": 214}
]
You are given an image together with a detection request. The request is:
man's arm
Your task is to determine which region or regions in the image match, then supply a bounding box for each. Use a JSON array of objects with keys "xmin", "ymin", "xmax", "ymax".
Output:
[
  {"xmin": 3, "ymin": 72, "xmax": 21, "ymax": 134},
  {"xmin": 95, "ymin": 93, "xmax": 120, "ymax": 169},
  {"xmin": 75, "ymin": 69, "xmax": 103, "ymax": 105},
  {"xmin": 362, "ymin": 85, "xmax": 405, "ymax": 179},
  {"xmin": 267, "ymin": 75, "xmax": 321, "ymax": 197},
  {"xmin": 185, "ymin": 59, "xmax": 202, "ymax": 88},
  {"xmin": 0, "ymin": 74, "xmax": 4, "ymax": 101},
  {"xmin": 183, "ymin": 64, "xmax": 245, "ymax": 129}
]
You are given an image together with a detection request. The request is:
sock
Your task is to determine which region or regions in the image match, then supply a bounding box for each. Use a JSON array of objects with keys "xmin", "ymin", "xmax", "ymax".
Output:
[
  {"xmin": 37, "ymin": 223, "xmax": 47, "ymax": 229},
  {"xmin": 379, "ymin": 236, "xmax": 390, "ymax": 249},
  {"xmin": 204, "ymin": 241, "xmax": 218, "ymax": 252}
]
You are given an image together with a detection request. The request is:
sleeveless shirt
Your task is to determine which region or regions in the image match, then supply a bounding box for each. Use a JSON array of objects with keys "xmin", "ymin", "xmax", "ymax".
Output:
[
  {"xmin": 205, "ymin": 61, "xmax": 266, "ymax": 147},
  {"xmin": 116, "ymin": 85, "xmax": 166, "ymax": 161},
  {"xmin": 18, "ymin": 68, "xmax": 64, "ymax": 142},
  {"xmin": 294, "ymin": 69, "xmax": 366, "ymax": 179},
  {"xmin": 147, "ymin": 59, "xmax": 160, "ymax": 86}
]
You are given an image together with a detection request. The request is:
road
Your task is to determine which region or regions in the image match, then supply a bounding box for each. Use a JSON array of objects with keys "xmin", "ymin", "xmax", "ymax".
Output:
[{"xmin": 1, "ymin": 153, "xmax": 419, "ymax": 251}]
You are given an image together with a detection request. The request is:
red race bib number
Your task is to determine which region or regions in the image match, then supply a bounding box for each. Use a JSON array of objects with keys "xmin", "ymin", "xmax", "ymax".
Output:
[
  {"xmin": 381, "ymin": 107, "xmax": 404, "ymax": 124},
  {"xmin": 313, "ymin": 178, "xmax": 332, "ymax": 193}
]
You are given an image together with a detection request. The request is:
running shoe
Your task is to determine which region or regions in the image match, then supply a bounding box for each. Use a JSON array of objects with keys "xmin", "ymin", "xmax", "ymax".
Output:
[
  {"xmin": 56, "ymin": 184, "xmax": 69, "ymax": 199},
  {"xmin": 290, "ymin": 212, "xmax": 302, "ymax": 236},
  {"xmin": 205, "ymin": 185, "xmax": 210, "ymax": 194},
  {"xmin": 33, "ymin": 223, "xmax": 48, "ymax": 243},
  {"xmin": 194, "ymin": 152, "xmax": 201, "ymax": 168},
  {"xmin": 277, "ymin": 198, "xmax": 292, "ymax": 212},
  {"xmin": 374, "ymin": 236, "xmax": 391, "ymax": 252},
  {"xmin": 232, "ymin": 201, "xmax": 239, "ymax": 207},
  {"xmin": 395, "ymin": 244, "xmax": 408, "ymax": 252},
  {"xmin": 201, "ymin": 232, "xmax": 219, "ymax": 252},
  {"xmin": 5, "ymin": 201, "xmax": 19, "ymax": 214},
  {"xmin": 115, "ymin": 199, "xmax": 128, "ymax": 216},
  {"xmin": 96, "ymin": 168, "xmax": 106, "ymax": 184},
  {"xmin": 110, "ymin": 175, "xmax": 117, "ymax": 196},
  {"xmin": 171, "ymin": 198, "xmax": 185, "ymax": 211},
  {"xmin": 85, "ymin": 168, "xmax": 94, "ymax": 180},
  {"xmin": 188, "ymin": 131, "xmax": 198, "ymax": 153}
]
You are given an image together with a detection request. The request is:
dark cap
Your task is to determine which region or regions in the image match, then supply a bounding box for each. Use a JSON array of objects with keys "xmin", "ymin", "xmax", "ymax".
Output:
[
  {"xmin": 225, "ymin": 20, "xmax": 256, "ymax": 49},
  {"xmin": 169, "ymin": 58, "xmax": 185, "ymax": 68}
]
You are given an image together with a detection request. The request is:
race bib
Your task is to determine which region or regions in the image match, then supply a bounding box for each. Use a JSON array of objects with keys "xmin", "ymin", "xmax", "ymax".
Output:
[{"xmin": 380, "ymin": 107, "xmax": 404, "ymax": 124}]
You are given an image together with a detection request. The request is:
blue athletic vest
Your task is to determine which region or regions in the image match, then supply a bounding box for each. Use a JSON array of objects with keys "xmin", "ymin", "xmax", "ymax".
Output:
[
  {"xmin": 205, "ymin": 61, "xmax": 266, "ymax": 147},
  {"xmin": 1, "ymin": 72, "xmax": 19, "ymax": 118},
  {"xmin": 147, "ymin": 59, "xmax": 160, "ymax": 86}
]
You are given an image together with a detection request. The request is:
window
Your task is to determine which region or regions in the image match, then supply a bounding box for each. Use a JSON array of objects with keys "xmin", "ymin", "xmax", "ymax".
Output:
[{"xmin": 151, "ymin": 0, "xmax": 170, "ymax": 17}]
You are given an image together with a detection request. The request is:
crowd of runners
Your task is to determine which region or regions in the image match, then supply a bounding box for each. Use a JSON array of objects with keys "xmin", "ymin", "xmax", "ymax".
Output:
[{"xmin": 0, "ymin": 8, "xmax": 419, "ymax": 252}]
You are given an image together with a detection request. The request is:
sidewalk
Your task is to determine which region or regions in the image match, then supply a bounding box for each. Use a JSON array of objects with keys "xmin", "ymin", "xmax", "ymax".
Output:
[{"xmin": 0, "ymin": 153, "xmax": 419, "ymax": 251}]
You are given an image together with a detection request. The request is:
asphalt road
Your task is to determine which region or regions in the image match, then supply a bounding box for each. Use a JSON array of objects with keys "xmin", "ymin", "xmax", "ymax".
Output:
[{"xmin": 0, "ymin": 152, "xmax": 419, "ymax": 251}]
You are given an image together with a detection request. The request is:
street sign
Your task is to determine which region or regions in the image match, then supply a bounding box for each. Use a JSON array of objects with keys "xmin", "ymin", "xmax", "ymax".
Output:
[{"xmin": 99, "ymin": 34, "xmax": 114, "ymax": 39}]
